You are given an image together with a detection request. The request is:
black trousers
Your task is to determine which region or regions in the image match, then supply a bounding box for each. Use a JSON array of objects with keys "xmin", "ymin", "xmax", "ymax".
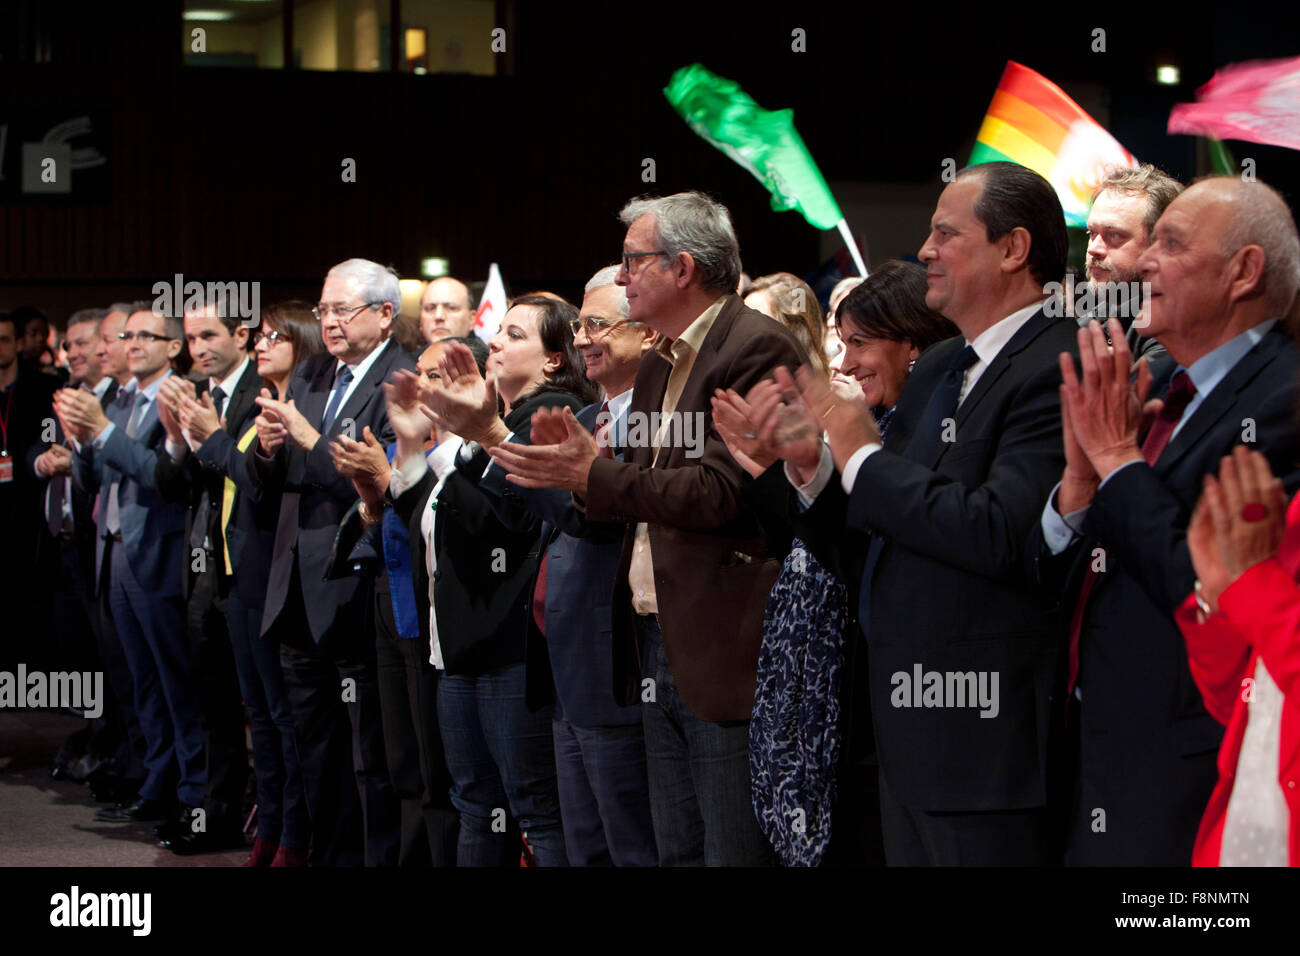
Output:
[
  {"xmin": 188, "ymin": 563, "xmax": 250, "ymax": 828},
  {"xmin": 373, "ymin": 572, "xmax": 459, "ymax": 866},
  {"xmin": 275, "ymin": 563, "xmax": 399, "ymax": 867}
]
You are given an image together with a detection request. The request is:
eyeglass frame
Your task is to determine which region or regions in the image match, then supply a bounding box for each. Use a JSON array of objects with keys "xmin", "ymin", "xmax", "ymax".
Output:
[
  {"xmin": 621, "ymin": 250, "xmax": 669, "ymax": 275},
  {"xmin": 312, "ymin": 301, "xmax": 382, "ymax": 323},
  {"xmin": 251, "ymin": 330, "xmax": 291, "ymax": 348},
  {"xmin": 118, "ymin": 330, "xmax": 176, "ymax": 344},
  {"xmin": 569, "ymin": 316, "xmax": 630, "ymax": 339}
]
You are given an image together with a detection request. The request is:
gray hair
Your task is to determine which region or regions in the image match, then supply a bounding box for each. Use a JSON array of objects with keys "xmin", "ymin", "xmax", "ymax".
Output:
[
  {"xmin": 1217, "ymin": 179, "xmax": 1300, "ymax": 316},
  {"xmin": 584, "ymin": 265, "xmax": 632, "ymax": 319},
  {"xmin": 618, "ymin": 191, "xmax": 742, "ymax": 295},
  {"xmin": 327, "ymin": 258, "xmax": 402, "ymax": 316},
  {"xmin": 67, "ymin": 307, "xmax": 109, "ymax": 332},
  {"xmin": 108, "ymin": 302, "xmax": 134, "ymax": 318}
]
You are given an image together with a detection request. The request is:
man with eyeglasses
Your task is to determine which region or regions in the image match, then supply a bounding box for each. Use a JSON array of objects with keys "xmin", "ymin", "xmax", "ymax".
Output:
[
  {"xmin": 487, "ymin": 192, "xmax": 803, "ymax": 866},
  {"xmin": 58, "ymin": 305, "xmax": 206, "ymax": 831},
  {"xmin": 479, "ymin": 265, "xmax": 660, "ymax": 865},
  {"xmin": 247, "ymin": 258, "xmax": 413, "ymax": 866},
  {"xmin": 418, "ymin": 276, "xmax": 476, "ymax": 345}
]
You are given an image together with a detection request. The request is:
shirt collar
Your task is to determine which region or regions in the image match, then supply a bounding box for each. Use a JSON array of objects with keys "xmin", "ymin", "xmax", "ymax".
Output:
[
  {"xmin": 127, "ymin": 370, "xmax": 172, "ymax": 403},
  {"xmin": 967, "ymin": 300, "xmax": 1044, "ymax": 366},
  {"xmin": 83, "ymin": 377, "xmax": 112, "ymax": 400},
  {"xmin": 339, "ymin": 338, "xmax": 388, "ymax": 384},
  {"xmin": 654, "ymin": 294, "xmax": 731, "ymax": 367},
  {"xmin": 605, "ymin": 387, "xmax": 634, "ymax": 422},
  {"xmin": 211, "ymin": 356, "xmax": 250, "ymax": 396},
  {"xmin": 1183, "ymin": 319, "xmax": 1277, "ymax": 399}
]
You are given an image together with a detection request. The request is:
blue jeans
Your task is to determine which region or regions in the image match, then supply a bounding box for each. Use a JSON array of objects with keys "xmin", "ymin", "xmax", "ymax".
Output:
[
  {"xmin": 437, "ymin": 663, "xmax": 566, "ymax": 866},
  {"xmin": 553, "ymin": 716, "xmax": 658, "ymax": 866},
  {"xmin": 640, "ymin": 617, "xmax": 773, "ymax": 866},
  {"xmin": 227, "ymin": 588, "xmax": 307, "ymax": 849}
]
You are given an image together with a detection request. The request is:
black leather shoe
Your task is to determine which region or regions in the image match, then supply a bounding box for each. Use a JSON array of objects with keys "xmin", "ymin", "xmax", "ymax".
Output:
[
  {"xmin": 154, "ymin": 806, "xmax": 195, "ymax": 843},
  {"xmin": 94, "ymin": 797, "xmax": 172, "ymax": 823},
  {"xmin": 167, "ymin": 827, "xmax": 247, "ymax": 856}
]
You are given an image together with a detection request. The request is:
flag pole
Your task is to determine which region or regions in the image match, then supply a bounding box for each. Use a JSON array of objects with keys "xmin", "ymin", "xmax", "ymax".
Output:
[{"xmin": 835, "ymin": 219, "xmax": 869, "ymax": 277}]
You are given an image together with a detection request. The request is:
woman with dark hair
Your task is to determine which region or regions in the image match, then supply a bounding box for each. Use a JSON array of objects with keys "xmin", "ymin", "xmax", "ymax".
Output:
[
  {"xmin": 713, "ymin": 260, "xmax": 955, "ymax": 866},
  {"xmin": 176, "ymin": 301, "xmax": 323, "ymax": 867},
  {"xmin": 382, "ymin": 294, "xmax": 594, "ymax": 866}
]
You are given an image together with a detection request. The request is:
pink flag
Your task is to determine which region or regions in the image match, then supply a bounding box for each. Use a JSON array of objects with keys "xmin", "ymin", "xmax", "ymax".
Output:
[{"xmin": 1168, "ymin": 55, "xmax": 1300, "ymax": 151}]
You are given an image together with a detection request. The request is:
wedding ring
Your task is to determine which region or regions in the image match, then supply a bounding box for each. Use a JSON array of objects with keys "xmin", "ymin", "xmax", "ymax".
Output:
[{"xmin": 744, "ymin": 432, "xmax": 757, "ymax": 440}]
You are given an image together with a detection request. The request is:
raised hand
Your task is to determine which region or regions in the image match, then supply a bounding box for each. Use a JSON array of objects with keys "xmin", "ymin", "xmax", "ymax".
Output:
[
  {"xmin": 256, "ymin": 392, "xmax": 320, "ymax": 451},
  {"xmin": 253, "ymin": 386, "xmax": 287, "ymax": 455},
  {"xmin": 331, "ymin": 425, "xmax": 392, "ymax": 506},
  {"xmin": 487, "ymin": 406, "xmax": 598, "ymax": 495},
  {"xmin": 179, "ymin": 391, "xmax": 222, "ymax": 446},
  {"xmin": 711, "ymin": 387, "xmax": 775, "ymax": 478}
]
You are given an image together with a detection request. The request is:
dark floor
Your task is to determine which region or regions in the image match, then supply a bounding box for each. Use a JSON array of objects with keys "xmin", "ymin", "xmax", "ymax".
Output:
[{"xmin": 0, "ymin": 711, "xmax": 248, "ymax": 867}]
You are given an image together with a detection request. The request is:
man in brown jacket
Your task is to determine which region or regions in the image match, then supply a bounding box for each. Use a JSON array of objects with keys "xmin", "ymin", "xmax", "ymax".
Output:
[{"xmin": 489, "ymin": 191, "xmax": 802, "ymax": 865}]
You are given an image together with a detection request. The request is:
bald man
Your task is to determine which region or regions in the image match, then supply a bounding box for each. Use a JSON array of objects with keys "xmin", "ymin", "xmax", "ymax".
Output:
[
  {"xmin": 418, "ymin": 277, "xmax": 475, "ymax": 343},
  {"xmin": 1036, "ymin": 176, "xmax": 1300, "ymax": 865}
]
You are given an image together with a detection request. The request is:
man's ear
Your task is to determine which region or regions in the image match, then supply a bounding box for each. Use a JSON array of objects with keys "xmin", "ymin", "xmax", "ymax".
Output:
[
  {"xmin": 1226, "ymin": 243, "xmax": 1268, "ymax": 306},
  {"xmin": 233, "ymin": 325, "xmax": 251, "ymax": 351},
  {"xmin": 674, "ymin": 252, "xmax": 697, "ymax": 290},
  {"xmin": 1000, "ymin": 226, "xmax": 1032, "ymax": 274},
  {"xmin": 379, "ymin": 303, "xmax": 394, "ymax": 333}
]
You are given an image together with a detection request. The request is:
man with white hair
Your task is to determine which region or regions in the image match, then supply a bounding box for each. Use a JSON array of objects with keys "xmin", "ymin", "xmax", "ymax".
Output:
[
  {"xmin": 1038, "ymin": 176, "xmax": 1300, "ymax": 865},
  {"xmin": 250, "ymin": 257, "xmax": 415, "ymax": 866},
  {"xmin": 480, "ymin": 265, "xmax": 659, "ymax": 865}
]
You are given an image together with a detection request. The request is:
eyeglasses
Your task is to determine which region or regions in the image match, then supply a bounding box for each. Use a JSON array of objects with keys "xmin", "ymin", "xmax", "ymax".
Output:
[
  {"xmin": 569, "ymin": 316, "xmax": 628, "ymax": 339},
  {"xmin": 118, "ymin": 331, "xmax": 176, "ymax": 344},
  {"xmin": 621, "ymin": 250, "xmax": 668, "ymax": 275},
  {"xmin": 252, "ymin": 330, "xmax": 290, "ymax": 347},
  {"xmin": 313, "ymin": 302, "xmax": 380, "ymax": 322}
]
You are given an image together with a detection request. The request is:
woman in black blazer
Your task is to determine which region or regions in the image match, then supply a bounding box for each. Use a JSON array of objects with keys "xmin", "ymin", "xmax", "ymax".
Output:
[
  {"xmin": 178, "ymin": 302, "xmax": 324, "ymax": 868},
  {"xmin": 384, "ymin": 295, "xmax": 598, "ymax": 866}
]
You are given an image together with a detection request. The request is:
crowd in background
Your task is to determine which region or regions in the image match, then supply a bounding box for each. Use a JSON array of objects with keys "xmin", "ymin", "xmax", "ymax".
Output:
[{"xmin": 1, "ymin": 161, "xmax": 1298, "ymax": 867}]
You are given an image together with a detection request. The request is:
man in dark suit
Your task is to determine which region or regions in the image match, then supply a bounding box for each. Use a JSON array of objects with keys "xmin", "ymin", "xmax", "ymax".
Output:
[
  {"xmin": 151, "ymin": 300, "xmax": 264, "ymax": 854},
  {"xmin": 486, "ymin": 192, "xmax": 803, "ymax": 866},
  {"xmin": 766, "ymin": 162, "xmax": 1077, "ymax": 865},
  {"xmin": 30, "ymin": 309, "xmax": 115, "ymax": 780},
  {"xmin": 249, "ymin": 258, "xmax": 411, "ymax": 866},
  {"xmin": 1038, "ymin": 176, "xmax": 1300, "ymax": 865},
  {"xmin": 59, "ymin": 305, "xmax": 204, "ymax": 826},
  {"xmin": 482, "ymin": 266, "xmax": 659, "ymax": 866}
]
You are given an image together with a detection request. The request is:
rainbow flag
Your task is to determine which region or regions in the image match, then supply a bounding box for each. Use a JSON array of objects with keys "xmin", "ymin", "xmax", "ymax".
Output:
[{"xmin": 969, "ymin": 61, "xmax": 1136, "ymax": 226}]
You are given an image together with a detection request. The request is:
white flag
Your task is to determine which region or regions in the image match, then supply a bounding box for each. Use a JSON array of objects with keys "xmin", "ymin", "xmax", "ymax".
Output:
[{"xmin": 473, "ymin": 262, "xmax": 508, "ymax": 342}]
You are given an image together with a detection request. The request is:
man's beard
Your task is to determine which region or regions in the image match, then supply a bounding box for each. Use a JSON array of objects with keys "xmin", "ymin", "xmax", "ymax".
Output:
[{"xmin": 1084, "ymin": 273, "xmax": 1141, "ymax": 322}]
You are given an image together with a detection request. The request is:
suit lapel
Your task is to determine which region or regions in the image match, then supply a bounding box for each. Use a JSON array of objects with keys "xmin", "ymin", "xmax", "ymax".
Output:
[
  {"xmin": 298, "ymin": 355, "xmax": 336, "ymax": 430},
  {"xmin": 1154, "ymin": 327, "xmax": 1288, "ymax": 479},
  {"xmin": 222, "ymin": 363, "xmax": 262, "ymax": 437},
  {"xmin": 330, "ymin": 338, "xmax": 395, "ymax": 436},
  {"xmin": 634, "ymin": 353, "xmax": 671, "ymax": 468}
]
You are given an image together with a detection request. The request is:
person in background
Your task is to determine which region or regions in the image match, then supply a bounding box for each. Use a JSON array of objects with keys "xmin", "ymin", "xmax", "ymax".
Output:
[{"xmin": 745, "ymin": 272, "xmax": 827, "ymax": 376}]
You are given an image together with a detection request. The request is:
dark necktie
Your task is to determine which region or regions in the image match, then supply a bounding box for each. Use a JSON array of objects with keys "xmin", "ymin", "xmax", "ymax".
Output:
[
  {"xmin": 1065, "ymin": 369, "xmax": 1198, "ymax": 696},
  {"xmin": 321, "ymin": 366, "xmax": 354, "ymax": 432},
  {"xmin": 904, "ymin": 345, "xmax": 979, "ymax": 464},
  {"xmin": 209, "ymin": 384, "xmax": 226, "ymax": 421}
]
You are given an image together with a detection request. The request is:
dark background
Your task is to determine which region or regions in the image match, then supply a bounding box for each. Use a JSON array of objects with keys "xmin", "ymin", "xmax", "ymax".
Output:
[{"xmin": 2, "ymin": 1, "xmax": 1298, "ymax": 318}]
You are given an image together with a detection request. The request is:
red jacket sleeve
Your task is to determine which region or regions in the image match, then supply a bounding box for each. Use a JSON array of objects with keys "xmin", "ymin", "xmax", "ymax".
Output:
[
  {"xmin": 1175, "ymin": 593, "xmax": 1252, "ymax": 727},
  {"xmin": 1218, "ymin": 557, "xmax": 1300, "ymax": 704}
]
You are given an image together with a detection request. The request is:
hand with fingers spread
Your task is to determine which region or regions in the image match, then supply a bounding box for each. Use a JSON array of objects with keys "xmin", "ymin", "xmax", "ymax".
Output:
[
  {"xmin": 383, "ymin": 370, "xmax": 433, "ymax": 463},
  {"xmin": 487, "ymin": 406, "xmax": 599, "ymax": 496},
  {"xmin": 736, "ymin": 371, "xmax": 825, "ymax": 484},
  {"xmin": 710, "ymin": 387, "xmax": 775, "ymax": 478},
  {"xmin": 253, "ymin": 386, "xmax": 288, "ymax": 455},
  {"xmin": 1059, "ymin": 317, "xmax": 1154, "ymax": 481},
  {"xmin": 421, "ymin": 341, "xmax": 509, "ymax": 449},
  {"xmin": 791, "ymin": 364, "xmax": 881, "ymax": 475},
  {"xmin": 255, "ymin": 391, "xmax": 320, "ymax": 451},
  {"xmin": 331, "ymin": 425, "xmax": 392, "ymax": 507}
]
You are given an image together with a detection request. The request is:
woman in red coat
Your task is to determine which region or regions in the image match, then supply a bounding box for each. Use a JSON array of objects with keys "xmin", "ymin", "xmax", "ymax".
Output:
[{"xmin": 1179, "ymin": 444, "xmax": 1300, "ymax": 866}]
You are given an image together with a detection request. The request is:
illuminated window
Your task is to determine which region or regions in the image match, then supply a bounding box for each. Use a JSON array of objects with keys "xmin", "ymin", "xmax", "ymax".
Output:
[{"xmin": 183, "ymin": 1, "xmax": 285, "ymax": 68}]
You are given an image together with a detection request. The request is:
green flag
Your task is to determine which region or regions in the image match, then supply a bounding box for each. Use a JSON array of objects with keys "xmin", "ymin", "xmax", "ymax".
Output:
[
  {"xmin": 664, "ymin": 63, "xmax": 843, "ymax": 230},
  {"xmin": 1205, "ymin": 136, "xmax": 1237, "ymax": 176}
]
